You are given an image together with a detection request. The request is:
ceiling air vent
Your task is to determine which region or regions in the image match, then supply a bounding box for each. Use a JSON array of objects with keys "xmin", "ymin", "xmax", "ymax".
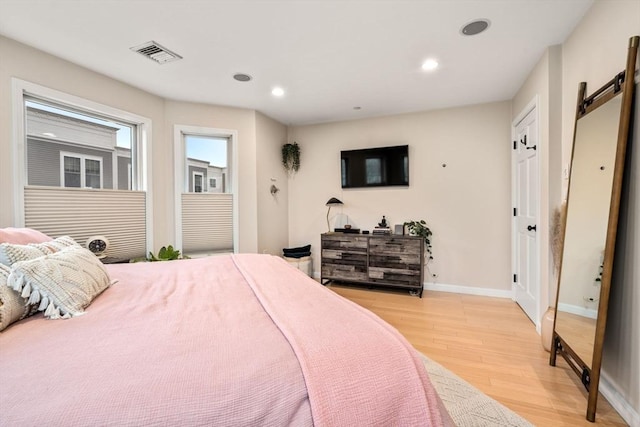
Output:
[{"xmin": 130, "ymin": 41, "xmax": 182, "ymax": 64}]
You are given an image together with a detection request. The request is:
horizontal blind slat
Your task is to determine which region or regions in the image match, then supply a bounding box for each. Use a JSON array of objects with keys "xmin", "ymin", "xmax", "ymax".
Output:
[
  {"xmin": 25, "ymin": 186, "xmax": 146, "ymax": 259},
  {"xmin": 182, "ymin": 193, "xmax": 233, "ymax": 253}
]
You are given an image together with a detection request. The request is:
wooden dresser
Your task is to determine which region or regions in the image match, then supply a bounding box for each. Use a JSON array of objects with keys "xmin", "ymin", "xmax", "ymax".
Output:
[{"xmin": 321, "ymin": 233, "xmax": 424, "ymax": 297}]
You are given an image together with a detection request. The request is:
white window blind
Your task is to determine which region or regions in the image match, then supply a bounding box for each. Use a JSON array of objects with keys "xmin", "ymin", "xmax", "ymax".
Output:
[
  {"xmin": 24, "ymin": 186, "xmax": 146, "ymax": 259},
  {"xmin": 182, "ymin": 193, "xmax": 233, "ymax": 253}
]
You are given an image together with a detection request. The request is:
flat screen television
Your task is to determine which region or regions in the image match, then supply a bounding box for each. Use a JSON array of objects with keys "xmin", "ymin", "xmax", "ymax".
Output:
[{"xmin": 341, "ymin": 145, "xmax": 409, "ymax": 188}]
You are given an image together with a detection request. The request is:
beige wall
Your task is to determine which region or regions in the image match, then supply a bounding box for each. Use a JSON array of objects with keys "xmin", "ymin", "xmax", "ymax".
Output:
[
  {"xmin": 256, "ymin": 111, "xmax": 289, "ymax": 255},
  {"xmin": 559, "ymin": 0, "xmax": 640, "ymax": 417},
  {"xmin": 0, "ymin": 35, "xmax": 271, "ymax": 253},
  {"xmin": 288, "ymin": 102, "xmax": 512, "ymax": 290}
]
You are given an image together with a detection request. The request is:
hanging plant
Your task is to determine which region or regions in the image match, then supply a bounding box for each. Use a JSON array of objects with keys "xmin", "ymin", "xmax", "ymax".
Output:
[{"xmin": 282, "ymin": 142, "xmax": 301, "ymax": 173}]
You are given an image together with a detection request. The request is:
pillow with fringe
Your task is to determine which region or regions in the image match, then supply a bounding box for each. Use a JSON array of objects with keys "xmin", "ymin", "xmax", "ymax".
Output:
[
  {"xmin": 0, "ymin": 264, "xmax": 39, "ymax": 331},
  {"xmin": 7, "ymin": 246, "xmax": 112, "ymax": 320},
  {"xmin": 0, "ymin": 236, "xmax": 80, "ymax": 267},
  {"xmin": 0, "ymin": 227, "xmax": 52, "ymax": 245}
]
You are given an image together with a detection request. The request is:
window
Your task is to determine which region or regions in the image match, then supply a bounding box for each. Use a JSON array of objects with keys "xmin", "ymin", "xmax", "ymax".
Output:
[
  {"xmin": 60, "ymin": 152, "xmax": 103, "ymax": 189},
  {"xmin": 175, "ymin": 125, "xmax": 237, "ymax": 255},
  {"xmin": 12, "ymin": 79, "xmax": 152, "ymax": 260},
  {"xmin": 25, "ymin": 97, "xmax": 136, "ymax": 190}
]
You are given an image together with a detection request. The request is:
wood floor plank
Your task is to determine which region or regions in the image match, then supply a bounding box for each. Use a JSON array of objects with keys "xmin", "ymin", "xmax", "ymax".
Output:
[{"xmin": 329, "ymin": 285, "xmax": 628, "ymax": 427}]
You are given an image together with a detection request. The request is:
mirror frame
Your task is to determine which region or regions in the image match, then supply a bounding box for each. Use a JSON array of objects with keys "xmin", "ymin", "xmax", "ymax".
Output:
[{"xmin": 550, "ymin": 35, "xmax": 639, "ymax": 422}]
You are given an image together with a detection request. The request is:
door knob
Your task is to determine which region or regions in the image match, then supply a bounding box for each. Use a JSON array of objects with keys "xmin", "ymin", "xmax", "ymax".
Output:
[{"xmin": 527, "ymin": 225, "xmax": 537, "ymax": 232}]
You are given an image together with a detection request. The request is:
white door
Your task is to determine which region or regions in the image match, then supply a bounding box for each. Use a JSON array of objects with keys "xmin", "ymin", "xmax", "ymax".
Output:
[{"xmin": 513, "ymin": 107, "xmax": 539, "ymax": 323}]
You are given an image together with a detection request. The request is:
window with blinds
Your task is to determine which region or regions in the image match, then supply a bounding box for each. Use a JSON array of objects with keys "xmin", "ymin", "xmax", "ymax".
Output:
[
  {"xmin": 178, "ymin": 132, "xmax": 234, "ymax": 255},
  {"xmin": 24, "ymin": 187, "xmax": 146, "ymax": 259},
  {"xmin": 182, "ymin": 193, "xmax": 233, "ymax": 253},
  {"xmin": 16, "ymin": 88, "xmax": 150, "ymax": 260}
]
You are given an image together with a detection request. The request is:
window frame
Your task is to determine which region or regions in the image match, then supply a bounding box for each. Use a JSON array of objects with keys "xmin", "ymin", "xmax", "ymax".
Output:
[
  {"xmin": 11, "ymin": 78, "xmax": 154, "ymax": 252},
  {"xmin": 173, "ymin": 124, "xmax": 239, "ymax": 254},
  {"xmin": 60, "ymin": 151, "xmax": 104, "ymax": 189}
]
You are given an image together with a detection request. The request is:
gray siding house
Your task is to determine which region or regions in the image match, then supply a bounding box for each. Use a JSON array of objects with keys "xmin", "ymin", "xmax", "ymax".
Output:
[{"xmin": 26, "ymin": 107, "xmax": 130, "ymax": 190}]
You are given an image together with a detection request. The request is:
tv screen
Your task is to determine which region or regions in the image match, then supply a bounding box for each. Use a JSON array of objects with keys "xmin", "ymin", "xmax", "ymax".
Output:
[{"xmin": 341, "ymin": 145, "xmax": 409, "ymax": 188}]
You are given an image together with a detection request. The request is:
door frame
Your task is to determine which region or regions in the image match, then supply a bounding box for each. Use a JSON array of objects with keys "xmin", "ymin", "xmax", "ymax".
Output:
[{"xmin": 511, "ymin": 95, "xmax": 547, "ymax": 332}]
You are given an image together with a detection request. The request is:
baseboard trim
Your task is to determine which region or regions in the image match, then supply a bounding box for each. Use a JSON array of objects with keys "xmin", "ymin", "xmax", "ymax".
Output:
[
  {"xmin": 313, "ymin": 272, "xmax": 513, "ymax": 299},
  {"xmin": 423, "ymin": 282, "xmax": 513, "ymax": 299},
  {"xmin": 557, "ymin": 302, "xmax": 598, "ymax": 319},
  {"xmin": 599, "ymin": 371, "xmax": 640, "ymax": 426}
]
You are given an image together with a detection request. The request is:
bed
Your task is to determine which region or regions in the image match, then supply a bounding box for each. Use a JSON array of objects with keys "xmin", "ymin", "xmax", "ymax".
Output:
[{"xmin": 0, "ymin": 229, "xmax": 453, "ymax": 426}]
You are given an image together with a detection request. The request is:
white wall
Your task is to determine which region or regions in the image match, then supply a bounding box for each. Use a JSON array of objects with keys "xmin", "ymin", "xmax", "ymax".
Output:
[
  {"xmin": 558, "ymin": 0, "xmax": 639, "ymax": 420},
  {"xmin": 288, "ymin": 102, "xmax": 512, "ymax": 291},
  {"xmin": 256, "ymin": 111, "xmax": 289, "ymax": 255}
]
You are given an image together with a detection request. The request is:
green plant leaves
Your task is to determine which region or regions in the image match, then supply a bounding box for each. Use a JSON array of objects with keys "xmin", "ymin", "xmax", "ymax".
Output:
[
  {"xmin": 147, "ymin": 245, "xmax": 189, "ymax": 261},
  {"xmin": 282, "ymin": 142, "xmax": 301, "ymax": 173}
]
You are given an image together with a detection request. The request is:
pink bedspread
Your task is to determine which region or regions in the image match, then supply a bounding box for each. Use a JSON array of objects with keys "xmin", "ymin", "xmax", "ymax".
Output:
[{"xmin": 0, "ymin": 254, "xmax": 451, "ymax": 426}]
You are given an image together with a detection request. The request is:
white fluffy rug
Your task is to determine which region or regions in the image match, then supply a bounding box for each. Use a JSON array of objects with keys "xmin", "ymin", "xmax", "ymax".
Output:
[{"xmin": 420, "ymin": 354, "xmax": 534, "ymax": 427}]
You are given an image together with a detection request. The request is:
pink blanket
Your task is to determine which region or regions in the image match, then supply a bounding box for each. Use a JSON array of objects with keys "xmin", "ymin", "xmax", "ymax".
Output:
[{"xmin": 0, "ymin": 254, "xmax": 451, "ymax": 426}]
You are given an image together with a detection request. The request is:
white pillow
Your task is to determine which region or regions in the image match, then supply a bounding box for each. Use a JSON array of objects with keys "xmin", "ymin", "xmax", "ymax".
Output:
[
  {"xmin": 7, "ymin": 245, "xmax": 112, "ymax": 319},
  {"xmin": 0, "ymin": 264, "xmax": 39, "ymax": 331},
  {"xmin": 0, "ymin": 235, "xmax": 80, "ymax": 267}
]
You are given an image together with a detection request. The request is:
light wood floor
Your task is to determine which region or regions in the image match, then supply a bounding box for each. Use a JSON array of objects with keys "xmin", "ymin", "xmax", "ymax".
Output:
[{"xmin": 329, "ymin": 285, "xmax": 627, "ymax": 427}]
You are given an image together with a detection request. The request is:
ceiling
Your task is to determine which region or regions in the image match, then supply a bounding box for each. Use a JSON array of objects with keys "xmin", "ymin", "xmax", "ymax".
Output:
[{"xmin": 0, "ymin": 0, "xmax": 594, "ymax": 126}]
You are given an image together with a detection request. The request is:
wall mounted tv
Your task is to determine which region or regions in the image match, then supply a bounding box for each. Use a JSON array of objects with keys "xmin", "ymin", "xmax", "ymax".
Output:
[{"xmin": 341, "ymin": 145, "xmax": 409, "ymax": 189}]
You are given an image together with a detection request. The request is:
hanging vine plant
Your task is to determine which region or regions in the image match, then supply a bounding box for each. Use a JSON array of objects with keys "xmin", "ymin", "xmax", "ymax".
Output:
[{"xmin": 282, "ymin": 142, "xmax": 301, "ymax": 173}]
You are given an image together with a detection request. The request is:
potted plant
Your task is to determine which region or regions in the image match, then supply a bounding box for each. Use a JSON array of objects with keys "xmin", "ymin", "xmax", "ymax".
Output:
[
  {"xmin": 131, "ymin": 245, "xmax": 190, "ymax": 262},
  {"xmin": 404, "ymin": 220, "xmax": 433, "ymax": 259},
  {"xmin": 282, "ymin": 142, "xmax": 301, "ymax": 173}
]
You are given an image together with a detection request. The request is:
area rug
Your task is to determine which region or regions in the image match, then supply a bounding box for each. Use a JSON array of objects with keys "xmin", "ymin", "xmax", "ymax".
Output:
[{"xmin": 420, "ymin": 353, "xmax": 534, "ymax": 427}]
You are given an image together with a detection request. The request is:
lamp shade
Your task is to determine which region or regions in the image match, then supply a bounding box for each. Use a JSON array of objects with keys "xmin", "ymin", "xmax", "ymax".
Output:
[{"xmin": 326, "ymin": 197, "xmax": 343, "ymax": 206}]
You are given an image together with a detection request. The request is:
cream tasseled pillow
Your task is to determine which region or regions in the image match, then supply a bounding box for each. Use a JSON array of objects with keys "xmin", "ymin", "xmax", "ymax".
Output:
[
  {"xmin": 0, "ymin": 264, "xmax": 39, "ymax": 331},
  {"xmin": 7, "ymin": 246, "xmax": 112, "ymax": 319},
  {"xmin": 0, "ymin": 236, "xmax": 80, "ymax": 267},
  {"xmin": 0, "ymin": 244, "xmax": 47, "ymax": 267},
  {"xmin": 32, "ymin": 235, "xmax": 80, "ymax": 253}
]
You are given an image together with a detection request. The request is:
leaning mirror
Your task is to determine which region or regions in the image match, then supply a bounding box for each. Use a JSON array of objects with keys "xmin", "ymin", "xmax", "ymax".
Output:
[{"xmin": 550, "ymin": 36, "xmax": 638, "ymax": 422}]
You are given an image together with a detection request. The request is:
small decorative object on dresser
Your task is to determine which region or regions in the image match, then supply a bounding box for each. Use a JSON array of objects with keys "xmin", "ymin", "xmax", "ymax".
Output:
[
  {"xmin": 86, "ymin": 235, "xmax": 109, "ymax": 258},
  {"xmin": 321, "ymin": 233, "xmax": 424, "ymax": 297}
]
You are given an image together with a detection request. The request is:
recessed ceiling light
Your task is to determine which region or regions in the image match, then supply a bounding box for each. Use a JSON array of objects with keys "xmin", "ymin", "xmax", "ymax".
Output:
[
  {"xmin": 233, "ymin": 73, "xmax": 252, "ymax": 82},
  {"xmin": 272, "ymin": 87, "xmax": 285, "ymax": 97},
  {"xmin": 42, "ymin": 132, "xmax": 56, "ymax": 138},
  {"xmin": 421, "ymin": 59, "xmax": 439, "ymax": 71},
  {"xmin": 461, "ymin": 19, "xmax": 490, "ymax": 36}
]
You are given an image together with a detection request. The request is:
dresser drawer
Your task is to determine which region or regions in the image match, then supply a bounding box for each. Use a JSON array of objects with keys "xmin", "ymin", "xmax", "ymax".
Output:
[
  {"xmin": 321, "ymin": 234, "xmax": 368, "ymax": 251},
  {"xmin": 321, "ymin": 263, "xmax": 368, "ymax": 281},
  {"xmin": 369, "ymin": 236, "xmax": 422, "ymax": 255}
]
